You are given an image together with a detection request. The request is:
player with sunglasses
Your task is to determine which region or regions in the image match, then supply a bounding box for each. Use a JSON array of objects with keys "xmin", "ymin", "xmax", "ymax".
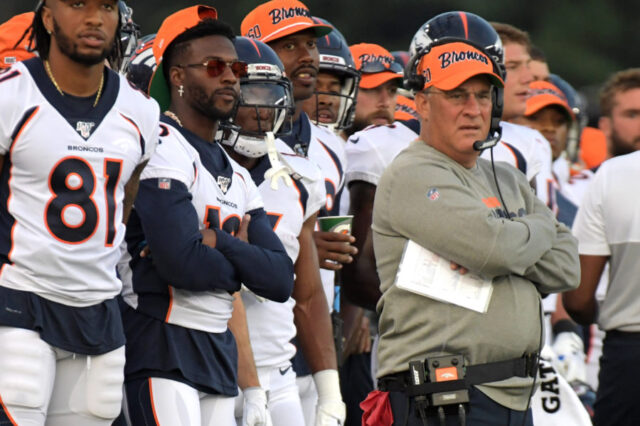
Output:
[
  {"xmin": 359, "ymin": 59, "xmax": 404, "ymax": 75},
  {"xmin": 117, "ymin": 6, "xmax": 294, "ymax": 425},
  {"xmin": 176, "ymin": 57, "xmax": 248, "ymax": 78}
]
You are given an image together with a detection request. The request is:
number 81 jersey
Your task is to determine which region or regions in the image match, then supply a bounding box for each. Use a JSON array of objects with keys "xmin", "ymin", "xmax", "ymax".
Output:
[{"xmin": 0, "ymin": 59, "xmax": 159, "ymax": 307}]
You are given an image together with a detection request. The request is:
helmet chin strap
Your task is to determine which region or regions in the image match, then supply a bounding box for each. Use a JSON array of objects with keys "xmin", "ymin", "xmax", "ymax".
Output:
[{"xmin": 263, "ymin": 131, "xmax": 294, "ymax": 190}]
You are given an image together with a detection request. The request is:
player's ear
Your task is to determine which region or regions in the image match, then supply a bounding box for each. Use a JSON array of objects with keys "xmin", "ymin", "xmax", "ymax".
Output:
[
  {"xmin": 169, "ymin": 66, "xmax": 185, "ymax": 94},
  {"xmin": 598, "ymin": 115, "xmax": 611, "ymax": 140},
  {"xmin": 414, "ymin": 90, "xmax": 430, "ymax": 121},
  {"xmin": 41, "ymin": 3, "xmax": 54, "ymax": 36}
]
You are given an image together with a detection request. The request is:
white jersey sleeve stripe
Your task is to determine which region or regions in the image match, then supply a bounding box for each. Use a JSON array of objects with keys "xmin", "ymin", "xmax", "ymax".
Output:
[
  {"xmin": 10, "ymin": 106, "xmax": 40, "ymax": 150},
  {"xmin": 119, "ymin": 113, "xmax": 145, "ymax": 157}
]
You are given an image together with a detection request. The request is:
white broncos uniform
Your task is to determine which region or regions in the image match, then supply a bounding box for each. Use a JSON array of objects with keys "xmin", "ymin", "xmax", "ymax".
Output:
[
  {"xmin": 236, "ymin": 140, "xmax": 326, "ymax": 426},
  {"xmin": 120, "ymin": 118, "xmax": 263, "ymax": 333},
  {"xmin": 345, "ymin": 121, "xmax": 419, "ymax": 188},
  {"xmin": 119, "ymin": 115, "xmax": 292, "ymax": 426},
  {"xmin": 278, "ymin": 113, "xmax": 347, "ymax": 424},
  {"xmin": 242, "ymin": 141, "xmax": 325, "ymax": 369},
  {"xmin": 0, "ymin": 57, "xmax": 158, "ymax": 426},
  {"xmin": 0, "ymin": 60, "xmax": 158, "ymax": 307},
  {"xmin": 279, "ymin": 114, "xmax": 347, "ymax": 309}
]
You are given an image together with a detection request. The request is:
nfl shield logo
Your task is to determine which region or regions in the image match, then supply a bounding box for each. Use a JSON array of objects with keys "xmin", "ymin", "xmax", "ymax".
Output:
[
  {"xmin": 427, "ymin": 188, "xmax": 440, "ymax": 201},
  {"xmin": 158, "ymin": 178, "xmax": 171, "ymax": 190},
  {"xmin": 217, "ymin": 176, "xmax": 231, "ymax": 194},
  {"xmin": 76, "ymin": 121, "xmax": 95, "ymax": 139}
]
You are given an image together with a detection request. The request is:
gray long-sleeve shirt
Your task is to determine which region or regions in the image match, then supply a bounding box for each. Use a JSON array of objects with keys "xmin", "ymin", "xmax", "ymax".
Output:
[{"xmin": 372, "ymin": 141, "xmax": 579, "ymax": 410}]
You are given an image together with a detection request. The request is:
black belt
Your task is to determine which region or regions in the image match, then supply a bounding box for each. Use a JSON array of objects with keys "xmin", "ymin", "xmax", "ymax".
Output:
[
  {"xmin": 378, "ymin": 354, "xmax": 538, "ymax": 397},
  {"xmin": 606, "ymin": 329, "xmax": 640, "ymax": 339}
]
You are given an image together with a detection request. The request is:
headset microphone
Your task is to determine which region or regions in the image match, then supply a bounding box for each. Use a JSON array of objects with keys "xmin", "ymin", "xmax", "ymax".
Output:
[
  {"xmin": 474, "ymin": 81, "xmax": 504, "ymax": 151},
  {"xmin": 473, "ymin": 124, "xmax": 502, "ymax": 151}
]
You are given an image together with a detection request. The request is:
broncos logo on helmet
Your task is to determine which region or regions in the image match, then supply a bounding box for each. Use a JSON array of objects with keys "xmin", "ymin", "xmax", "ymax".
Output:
[{"xmin": 124, "ymin": 34, "xmax": 156, "ymax": 92}]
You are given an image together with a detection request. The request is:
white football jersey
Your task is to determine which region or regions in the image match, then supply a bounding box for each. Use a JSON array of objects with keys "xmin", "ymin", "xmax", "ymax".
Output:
[
  {"xmin": 483, "ymin": 121, "xmax": 555, "ymax": 210},
  {"xmin": 563, "ymin": 167, "xmax": 596, "ymax": 208},
  {"xmin": 573, "ymin": 151, "xmax": 640, "ymax": 332},
  {"xmin": 0, "ymin": 59, "xmax": 159, "ymax": 307},
  {"xmin": 309, "ymin": 123, "xmax": 347, "ymax": 216},
  {"xmin": 243, "ymin": 141, "xmax": 326, "ymax": 367},
  {"xmin": 344, "ymin": 121, "xmax": 419, "ymax": 188},
  {"xmin": 120, "ymin": 118, "xmax": 263, "ymax": 333},
  {"xmin": 280, "ymin": 114, "xmax": 347, "ymax": 308},
  {"xmin": 310, "ymin": 123, "xmax": 348, "ymax": 308}
]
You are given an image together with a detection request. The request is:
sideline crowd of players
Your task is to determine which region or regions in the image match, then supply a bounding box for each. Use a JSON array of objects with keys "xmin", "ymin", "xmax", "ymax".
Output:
[{"xmin": 0, "ymin": 0, "xmax": 639, "ymax": 425}]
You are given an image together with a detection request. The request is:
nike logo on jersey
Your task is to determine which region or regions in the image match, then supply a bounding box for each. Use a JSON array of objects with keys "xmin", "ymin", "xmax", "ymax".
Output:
[
  {"xmin": 76, "ymin": 121, "xmax": 96, "ymax": 139},
  {"xmin": 279, "ymin": 365, "xmax": 292, "ymax": 376}
]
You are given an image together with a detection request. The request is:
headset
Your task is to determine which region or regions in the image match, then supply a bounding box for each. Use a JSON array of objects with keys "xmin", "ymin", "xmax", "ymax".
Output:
[
  {"xmin": 405, "ymin": 37, "xmax": 513, "ymax": 218},
  {"xmin": 404, "ymin": 37, "xmax": 504, "ymax": 151}
]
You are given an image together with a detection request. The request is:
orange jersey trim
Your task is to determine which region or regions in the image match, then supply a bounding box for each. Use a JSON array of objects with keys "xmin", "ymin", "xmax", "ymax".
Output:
[
  {"xmin": 165, "ymin": 286, "xmax": 174, "ymax": 323},
  {"xmin": 6, "ymin": 106, "xmax": 40, "ymax": 263},
  {"xmin": 148, "ymin": 378, "xmax": 161, "ymax": 425},
  {"xmin": 0, "ymin": 394, "xmax": 18, "ymax": 426}
]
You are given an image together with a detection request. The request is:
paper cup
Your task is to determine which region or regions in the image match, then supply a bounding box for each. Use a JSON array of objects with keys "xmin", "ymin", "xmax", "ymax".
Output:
[{"xmin": 318, "ymin": 215, "xmax": 353, "ymax": 234}]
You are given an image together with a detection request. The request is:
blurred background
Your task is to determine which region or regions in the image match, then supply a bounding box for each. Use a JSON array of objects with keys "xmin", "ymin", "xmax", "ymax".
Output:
[{"xmin": 3, "ymin": 0, "xmax": 638, "ymax": 123}]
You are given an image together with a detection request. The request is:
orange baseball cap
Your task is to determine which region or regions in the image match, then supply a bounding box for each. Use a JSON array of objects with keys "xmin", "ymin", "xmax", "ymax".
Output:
[
  {"xmin": 394, "ymin": 94, "xmax": 419, "ymax": 121},
  {"xmin": 350, "ymin": 43, "xmax": 403, "ymax": 89},
  {"xmin": 0, "ymin": 12, "xmax": 36, "ymax": 69},
  {"xmin": 148, "ymin": 5, "xmax": 218, "ymax": 110},
  {"xmin": 524, "ymin": 80, "xmax": 575, "ymax": 120},
  {"xmin": 241, "ymin": 0, "xmax": 332, "ymax": 43},
  {"xmin": 416, "ymin": 41, "xmax": 504, "ymax": 91}
]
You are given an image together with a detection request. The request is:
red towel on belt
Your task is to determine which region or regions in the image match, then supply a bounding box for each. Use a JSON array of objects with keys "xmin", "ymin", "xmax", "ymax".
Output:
[{"xmin": 360, "ymin": 390, "xmax": 393, "ymax": 426}]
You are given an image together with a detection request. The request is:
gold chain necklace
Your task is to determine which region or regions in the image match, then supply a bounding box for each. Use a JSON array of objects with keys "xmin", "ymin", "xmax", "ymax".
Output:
[
  {"xmin": 44, "ymin": 59, "xmax": 104, "ymax": 107},
  {"xmin": 163, "ymin": 110, "xmax": 183, "ymax": 127}
]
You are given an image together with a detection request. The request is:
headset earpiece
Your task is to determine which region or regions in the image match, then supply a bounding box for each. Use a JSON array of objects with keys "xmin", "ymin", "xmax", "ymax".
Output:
[
  {"xmin": 490, "ymin": 73, "xmax": 504, "ymax": 135},
  {"xmin": 403, "ymin": 46, "xmax": 428, "ymax": 92}
]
